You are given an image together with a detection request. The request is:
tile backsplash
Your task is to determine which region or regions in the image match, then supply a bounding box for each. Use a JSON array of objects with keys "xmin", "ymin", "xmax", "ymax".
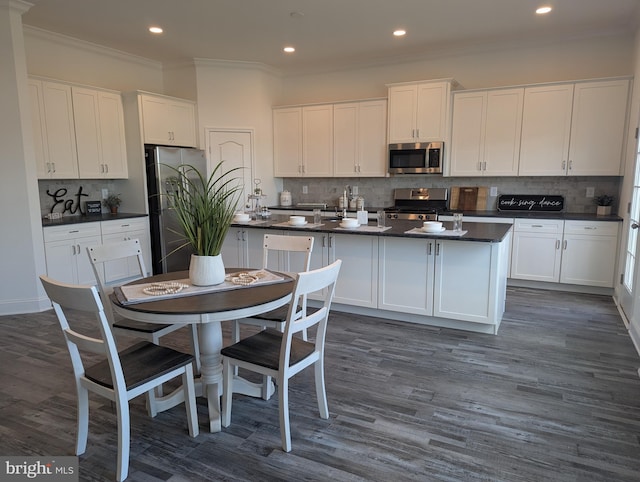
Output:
[
  {"xmin": 38, "ymin": 179, "xmax": 118, "ymax": 217},
  {"xmin": 283, "ymin": 176, "xmax": 623, "ymax": 213}
]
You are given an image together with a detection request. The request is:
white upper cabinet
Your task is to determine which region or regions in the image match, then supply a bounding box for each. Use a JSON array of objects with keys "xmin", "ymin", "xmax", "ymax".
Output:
[
  {"xmin": 73, "ymin": 87, "xmax": 128, "ymax": 179},
  {"xmin": 519, "ymin": 79, "xmax": 629, "ymax": 176},
  {"xmin": 518, "ymin": 83, "xmax": 574, "ymax": 176},
  {"xmin": 387, "ymin": 80, "xmax": 455, "ymax": 143},
  {"xmin": 449, "ymin": 88, "xmax": 523, "ymax": 177},
  {"xmin": 302, "ymin": 104, "xmax": 333, "ymax": 177},
  {"xmin": 30, "ymin": 77, "xmax": 128, "ymax": 180},
  {"xmin": 273, "ymin": 107, "xmax": 303, "ymax": 177},
  {"xmin": 333, "ymin": 99, "xmax": 387, "ymax": 177},
  {"xmin": 568, "ymin": 79, "xmax": 630, "ymax": 176},
  {"xmin": 139, "ymin": 93, "xmax": 197, "ymax": 147},
  {"xmin": 32, "ymin": 80, "xmax": 79, "ymax": 179}
]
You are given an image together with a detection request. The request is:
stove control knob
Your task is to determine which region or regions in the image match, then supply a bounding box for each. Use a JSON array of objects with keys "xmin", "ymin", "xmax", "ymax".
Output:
[{"xmin": 418, "ymin": 214, "xmax": 424, "ymax": 220}]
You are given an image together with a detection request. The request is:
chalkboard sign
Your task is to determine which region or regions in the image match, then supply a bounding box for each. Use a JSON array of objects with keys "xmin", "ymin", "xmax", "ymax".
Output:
[{"xmin": 497, "ymin": 195, "xmax": 564, "ymax": 212}]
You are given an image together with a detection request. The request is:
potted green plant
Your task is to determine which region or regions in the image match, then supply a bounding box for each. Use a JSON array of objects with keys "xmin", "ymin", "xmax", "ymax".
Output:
[
  {"xmin": 594, "ymin": 194, "xmax": 614, "ymax": 216},
  {"xmin": 103, "ymin": 193, "xmax": 122, "ymax": 214},
  {"xmin": 165, "ymin": 162, "xmax": 242, "ymax": 286}
]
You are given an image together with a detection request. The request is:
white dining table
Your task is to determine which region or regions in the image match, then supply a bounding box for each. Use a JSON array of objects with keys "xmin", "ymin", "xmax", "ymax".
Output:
[{"xmin": 111, "ymin": 268, "xmax": 294, "ymax": 432}]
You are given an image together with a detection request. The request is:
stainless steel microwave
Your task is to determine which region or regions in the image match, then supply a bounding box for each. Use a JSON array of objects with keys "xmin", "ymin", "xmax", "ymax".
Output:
[{"xmin": 389, "ymin": 142, "xmax": 444, "ymax": 174}]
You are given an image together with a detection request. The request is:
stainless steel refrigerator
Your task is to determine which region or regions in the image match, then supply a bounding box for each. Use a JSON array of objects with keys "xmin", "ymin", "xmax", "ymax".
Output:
[{"xmin": 145, "ymin": 145, "xmax": 207, "ymax": 274}]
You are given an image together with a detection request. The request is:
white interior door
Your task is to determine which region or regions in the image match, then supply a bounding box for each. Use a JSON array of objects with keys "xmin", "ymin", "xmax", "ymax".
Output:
[{"xmin": 206, "ymin": 129, "xmax": 254, "ymax": 211}]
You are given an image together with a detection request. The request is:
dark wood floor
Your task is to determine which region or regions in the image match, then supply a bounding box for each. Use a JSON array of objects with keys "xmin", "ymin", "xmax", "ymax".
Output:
[{"xmin": 1, "ymin": 287, "xmax": 640, "ymax": 481}]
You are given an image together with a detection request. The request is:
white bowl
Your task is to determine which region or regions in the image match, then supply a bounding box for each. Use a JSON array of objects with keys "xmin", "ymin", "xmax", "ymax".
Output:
[
  {"xmin": 234, "ymin": 213, "xmax": 250, "ymax": 223},
  {"xmin": 340, "ymin": 218, "xmax": 359, "ymax": 228},
  {"xmin": 422, "ymin": 221, "xmax": 442, "ymax": 232},
  {"xmin": 289, "ymin": 216, "xmax": 306, "ymax": 225}
]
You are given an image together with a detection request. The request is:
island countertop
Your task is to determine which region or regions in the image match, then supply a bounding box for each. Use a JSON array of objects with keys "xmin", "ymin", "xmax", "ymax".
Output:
[{"xmin": 233, "ymin": 214, "xmax": 512, "ymax": 243}]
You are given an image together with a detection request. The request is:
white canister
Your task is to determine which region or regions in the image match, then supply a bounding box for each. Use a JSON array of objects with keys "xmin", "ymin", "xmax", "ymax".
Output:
[{"xmin": 280, "ymin": 190, "xmax": 292, "ymax": 206}]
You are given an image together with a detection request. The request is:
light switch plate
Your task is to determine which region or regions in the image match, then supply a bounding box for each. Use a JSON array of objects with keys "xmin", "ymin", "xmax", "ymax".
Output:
[
  {"xmin": 302, "ymin": 185, "xmax": 308, "ymax": 194},
  {"xmin": 586, "ymin": 187, "xmax": 595, "ymax": 198},
  {"xmin": 101, "ymin": 188, "xmax": 109, "ymax": 199},
  {"xmin": 490, "ymin": 186, "xmax": 497, "ymax": 197}
]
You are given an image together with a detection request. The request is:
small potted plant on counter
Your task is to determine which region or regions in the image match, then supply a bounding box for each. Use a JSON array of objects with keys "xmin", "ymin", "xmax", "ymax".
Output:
[
  {"xmin": 594, "ymin": 194, "xmax": 614, "ymax": 216},
  {"xmin": 103, "ymin": 193, "xmax": 122, "ymax": 214}
]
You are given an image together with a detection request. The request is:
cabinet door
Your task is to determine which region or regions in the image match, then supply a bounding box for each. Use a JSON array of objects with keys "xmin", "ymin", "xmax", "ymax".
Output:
[
  {"xmin": 333, "ymin": 103, "xmax": 358, "ymax": 176},
  {"xmin": 388, "ymin": 84, "xmax": 418, "ymax": 143},
  {"xmin": 44, "ymin": 239, "xmax": 77, "ymax": 284},
  {"xmin": 302, "ymin": 104, "xmax": 333, "ymax": 177},
  {"xmin": 415, "ymin": 81, "xmax": 449, "ymax": 141},
  {"xmin": 510, "ymin": 231, "xmax": 562, "ymax": 282},
  {"xmin": 140, "ymin": 94, "xmax": 171, "ymax": 144},
  {"xmin": 449, "ymin": 91, "xmax": 486, "ymax": 176},
  {"xmin": 221, "ymin": 228, "xmax": 247, "ymax": 268},
  {"xmin": 483, "ymin": 88, "xmax": 523, "ymax": 176},
  {"xmin": 73, "ymin": 87, "xmax": 103, "ymax": 178},
  {"xmin": 167, "ymin": 100, "xmax": 197, "ymax": 148},
  {"xmin": 519, "ymin": 84, "xmax": 573, "ymax": 176},
  {"xmin": 560, "ymin": 234, "xmax": 617, "ymax": 287},
  {"xmin": 357, "ymin": 100, "xmax": 387, "ymax": 177},
  {"xmin": 41, "ymin": 81, "xmax": 79, "ymax": 178},
  {"xmin": 332, "ymin": 233, "xmax": 378, "ymax": 308},
  {"xmin": 273, "ymin": 107, "xmax": 303, "ymax": 177},
  {"xmin": 568, "ymin": 80, "xmax": 629, "ymax": 176},
  {"xmin": 76, "ymin": 236, "xmax": 102, "ymax": 285},
  {"xmin": 433, "ymin": 240, "xmax": 497, "ymax": 324},
  {"xmin": 378, "ymin": 237, "xmax": 434, "ymax": 315},
  {"xmin": 29, "ymin": 80, "xmax": 50, "ymax": 178},
  {"xmin": 97, "ymin": 91, "xmax": 128, "ymax": 177}
]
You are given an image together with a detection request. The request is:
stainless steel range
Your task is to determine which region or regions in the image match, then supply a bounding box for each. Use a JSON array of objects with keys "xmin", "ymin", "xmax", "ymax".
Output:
[{"xmin": 385, "ymin": 188, "xmax": 448, "ymax": 221}]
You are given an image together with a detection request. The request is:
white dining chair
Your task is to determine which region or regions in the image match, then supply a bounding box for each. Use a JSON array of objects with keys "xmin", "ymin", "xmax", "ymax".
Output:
[
  {"xmin": 87, "ymin": 239, "xmax": 200, "ymax": 373},
  {"xmin": 39, "ymin": 275, "xmax": 199, "ymax": 482},
  {"xmin": 221, "ymin": 259, "xmax": 342, "ymax": 452},
  {"xmin": 232, "ymin": 234, "xmax": 314, "ymax": 344}
]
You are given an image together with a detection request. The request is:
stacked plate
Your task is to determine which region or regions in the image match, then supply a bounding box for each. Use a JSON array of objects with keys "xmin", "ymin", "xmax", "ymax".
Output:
[{"xmin": 421, "ymin": 221, "xmax": 445, "ymax": 233}]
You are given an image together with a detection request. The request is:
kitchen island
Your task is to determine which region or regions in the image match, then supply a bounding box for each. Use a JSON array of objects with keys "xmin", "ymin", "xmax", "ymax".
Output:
[{"xmin": 225, "ymin": 214, "xmax": 512, "ymax": 335}]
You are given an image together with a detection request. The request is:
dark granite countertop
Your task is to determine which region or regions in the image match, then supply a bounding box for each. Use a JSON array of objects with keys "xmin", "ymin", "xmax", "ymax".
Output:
[
  {"xmin": 235, "ymin": 214, "xmax": 511, "ymax": 243},
  {"xmin": 42, "ymin": 212, "xmax": 147, "ymax": 227},
  {"xmin": 269, "ymin": 205, "xmax": 622, "ymax": 222}
]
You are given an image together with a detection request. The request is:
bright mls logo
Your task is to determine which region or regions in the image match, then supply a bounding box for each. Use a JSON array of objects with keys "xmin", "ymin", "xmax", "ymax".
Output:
[{"xmin": 1, "ymin": 457, "xmax": 78, "ymax": 481}]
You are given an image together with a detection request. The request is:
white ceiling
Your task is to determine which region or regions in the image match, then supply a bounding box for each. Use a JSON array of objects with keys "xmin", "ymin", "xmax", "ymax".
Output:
[{"xmin": 22, "ymin": 0, "xmax": 640, "ymax": 75}]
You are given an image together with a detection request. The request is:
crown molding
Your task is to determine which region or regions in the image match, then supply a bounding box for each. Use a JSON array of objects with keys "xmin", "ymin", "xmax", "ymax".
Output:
[
  {"xmin": 193, "ymin": 58, "xmax": 282, "ymax": 77},
  {"xmin": 23, "ymin": 25, "xmax": 161, "ymax": 70}
]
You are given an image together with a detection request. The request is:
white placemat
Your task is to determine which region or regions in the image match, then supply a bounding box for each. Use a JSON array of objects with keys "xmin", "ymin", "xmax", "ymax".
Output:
[
  {"xmin": 405, "ymin": 228, "xmax": 467, "ymax": 236},
  {"xmin": 334, "ymin": 225, "xmax": 392, "ymax": 232},
  {"xmin": 116, "ymin": 269, "xmax": 287, "ymax": 305},
  {"xmin": 273, "ymin": 222, "xmax": 323, "ymax": 229},
  {"xmin": 232, "ymin": 219, "xmax": 268, "ymax": 225}
]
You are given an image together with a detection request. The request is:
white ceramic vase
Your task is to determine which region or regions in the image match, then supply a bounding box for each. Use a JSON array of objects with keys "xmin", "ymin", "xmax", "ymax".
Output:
[{"xmin": 189, "ymin": 254, "xmax": 225, "ymax": 286}]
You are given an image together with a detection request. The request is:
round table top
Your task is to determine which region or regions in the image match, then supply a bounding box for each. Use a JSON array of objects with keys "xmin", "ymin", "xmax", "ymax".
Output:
[{"xmin": 111, "ymin": 269, "xmax": 295, "ymax": 318}]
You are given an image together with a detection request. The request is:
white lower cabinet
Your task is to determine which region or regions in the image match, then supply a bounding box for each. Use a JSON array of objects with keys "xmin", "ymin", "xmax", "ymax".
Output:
[
  {"xmin": 510, "ymin": 219, "xmax": 563, "ymax": 282},
  {"xmin": 101, "ymin": 218, "xmax": 152, "ymax": 282},
  {"xmin": 43, "ymin": 223, "xmax": 102, "ymax": 285},
  {"xmin": 221, "ymin": 228, "xmax": 272, "ymax": 269},
  {"xmin": 379, "ymin": 236, "xmax": 508, "ymax": 326},
  {"xmin": 510, "ymin": 219, "xmax": 619, "ymax": 288},
  {"xmin": 560, "ymin": 221, "xmax": 618, "ymax": 287}
]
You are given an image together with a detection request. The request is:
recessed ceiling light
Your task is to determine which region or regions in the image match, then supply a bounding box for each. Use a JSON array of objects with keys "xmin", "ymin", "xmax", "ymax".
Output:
[
  {"xmin": 283, "ymin": 46, "xmax": 295, "ymax": 53},
  {"xmin": 393, "ymin": 29, "xmax": 406, "ymax": 37},
  {"xmin": 149, "ymin": 26, "xmax": 163, "ymax": 34},
  {"xmin": 536, "ymin": 6, "xmax": 552, "ymax": 14}
]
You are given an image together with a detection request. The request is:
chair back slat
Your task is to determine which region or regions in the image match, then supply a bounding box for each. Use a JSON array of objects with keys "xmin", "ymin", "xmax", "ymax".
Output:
[{"xmin": 263, "ymin": 234, "xmax": 313, "ymax": 273}]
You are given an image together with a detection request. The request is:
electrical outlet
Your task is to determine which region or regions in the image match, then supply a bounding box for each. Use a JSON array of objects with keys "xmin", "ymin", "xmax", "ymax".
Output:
[
  {"xmin": 352, "ymin": 186, "xmax": 359, "ymax": 195},
  {"xmin": 101, "ymin": 188, "xmax": 109, "ymax": 199},
  {"xmin": 490, "ymin": 186, "xmax": 497, "ymax": 197},
  {"xmin": 302, "ymin": 185, "xmax": 308, "ymax": 194},
  {"xmin": 586, "ymin": 187, "xmax": 595, "ymax": 198}
]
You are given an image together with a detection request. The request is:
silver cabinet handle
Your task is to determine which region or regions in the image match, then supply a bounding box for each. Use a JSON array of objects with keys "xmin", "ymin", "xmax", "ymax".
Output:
[
  {"xmin": 328, "ymin": 235, "xmax": 333, "ymax": 248},
  {"xmin": 532, "ymin": 224, "xmax": 544, "ymax": 228},
  {"xmin": 562, "ymin": 160, "xmax": 566, "ymax": 170},
  {"xmin": 569, "ymin": 160, "xmax": 573, "ymax": 170},
  {"xmin": 563, "ymin": 240, "xmax": 567, "ymax": 250},
  {"xmin": 632, "ymin": 223, "xmax": 639, "ymax": 229},
  {"xmin": 71, "ymin": 245, "xmax": 76, "ymax": 255},
  {"xmin": 322, "ymin": 235, "xmax": 326, "ymax": 248},
  {"xmin": 556, "ymin": 239, "xmax": 560, "ymax": 249},
  {"xmin": 428, "ymin": 242, "xmax": 433, "ymax": 255},
  {"xmin": 51, "ymin": 162, "xmax": 56, "ymax": 173},
  {"xmin": 435, "ymin": 242, "xmax": 440, "ymax": 256},
  {"xmin": 483, "ymin": 161, "xmax": 487, "ymax": 171},
  {"xmin": 236, "ymin": 230, "xmax": 241, "ymax": 241}
]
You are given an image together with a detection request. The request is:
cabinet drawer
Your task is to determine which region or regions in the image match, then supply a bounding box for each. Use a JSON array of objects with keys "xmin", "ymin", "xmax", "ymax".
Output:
[
  {"xmin": 101, "ymin": 218, "xmax": 148, "ymax": 234},
  {"xmin": 513, "ymin": 218, "xmax": 563, "ymax": 233},
  {"xmin": 43, "ymin": 222, "xmax": 102, "ymax": 242},
  {"xmin": 563, "ymin": 220, "xmax": 619, "ymax": 236}
]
